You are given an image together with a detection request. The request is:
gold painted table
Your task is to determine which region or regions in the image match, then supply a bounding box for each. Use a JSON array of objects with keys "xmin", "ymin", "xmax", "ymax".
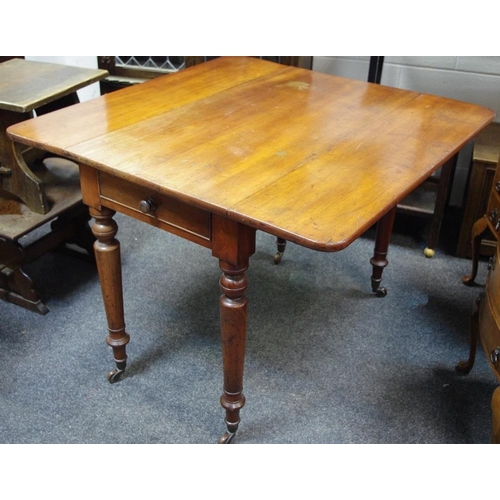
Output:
[{"xmin": 7, "ymin": 57, "xmax": 494, "ymax": 442}]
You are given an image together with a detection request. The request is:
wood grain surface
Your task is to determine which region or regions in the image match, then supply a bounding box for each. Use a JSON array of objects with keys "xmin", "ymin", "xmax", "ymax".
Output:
[{"xmin": 8, "ymin": 57, "xmax": 495, "ymax": 251}]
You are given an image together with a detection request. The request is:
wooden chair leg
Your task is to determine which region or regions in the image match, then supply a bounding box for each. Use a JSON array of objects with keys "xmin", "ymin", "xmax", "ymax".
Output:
[{"xmin": 462, "ymin": 216, "xmax": 489, "ymax": 286}]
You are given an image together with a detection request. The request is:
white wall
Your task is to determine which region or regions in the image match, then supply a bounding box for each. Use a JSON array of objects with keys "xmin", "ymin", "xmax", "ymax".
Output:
[
  {"xmin": 313, "ymin": 56, "xmax": 500, "ymax": 121},
  {"xmin": 25, "ymin": 56, "xmax": 100, "ymax": 102}
]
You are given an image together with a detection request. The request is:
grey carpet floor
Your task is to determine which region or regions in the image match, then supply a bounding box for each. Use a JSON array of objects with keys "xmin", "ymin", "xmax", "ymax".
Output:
[{"xmin": 0, "ymin": 213, "xmax": 496, "ymax": 444}]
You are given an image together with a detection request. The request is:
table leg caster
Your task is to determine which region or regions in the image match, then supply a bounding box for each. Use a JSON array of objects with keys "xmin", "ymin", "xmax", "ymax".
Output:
[
  {"xmin": 274, "ymin": 252, "xmax": 283, "ymax": 264},
  {"xmin": 218, "ymin": 431, "xmax": 237, "ymax": 444},
  {"xmin": 374, "ymin": 286, "xmax": 387, "ymax": 297},
  {"xmin": 371, "ymin": 277, "xmax": 387, "ymax": 297},
  {"xmin": 423, "ymin": 247, "xmax": 435, "ymax": 258},
  {"xmin": 107, "ymin": 363, "xmax": 126, "ymax": 384}
]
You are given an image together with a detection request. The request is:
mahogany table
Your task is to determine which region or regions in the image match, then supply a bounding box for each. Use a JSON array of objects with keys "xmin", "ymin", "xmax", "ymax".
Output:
[{"xmin": 7, "ymin": 57, "xmax": 494, "ymax": 443}]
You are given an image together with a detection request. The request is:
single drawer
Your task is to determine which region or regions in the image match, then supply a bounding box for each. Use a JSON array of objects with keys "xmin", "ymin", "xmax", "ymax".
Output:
[
  {"xmin": 479, "ymin": 290, "xmax": 500, "ymax": 383},
  {"xmin": 98, "ymin": 172, "xmax": 211, "ymax": 246},
  {"xmin": 482, "ymin": 243, "xmax": 500, "ymax": 382}
]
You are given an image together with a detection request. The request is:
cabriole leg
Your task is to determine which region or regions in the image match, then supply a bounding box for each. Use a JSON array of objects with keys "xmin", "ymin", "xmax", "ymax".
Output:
[{"xmin": 462, "ymin": 216, "xmax": 489, "ymax": 286}]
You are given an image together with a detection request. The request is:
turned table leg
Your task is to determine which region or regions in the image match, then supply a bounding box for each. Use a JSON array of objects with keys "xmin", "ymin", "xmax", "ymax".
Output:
[
  {"xmin": 370, "ymin": 206, "xmax": 397, "ymax": 297},
  {"xmin": 211, "ymin": 214, "xmax": 256, "ymax": 443},
  {"xmin": 90, "ymin": 207, "xmax": 130, "ymax": 383},
  {"xmin": 462, "ymin": 215, "xmax": 489, "ymax": 286},
  {"xmin": 274, "ymin": 237, "xmax": 287, "ymax": 264},
  {"xmin": 218, "ymin": 260, "xmax": 249, "ymax": 444}
]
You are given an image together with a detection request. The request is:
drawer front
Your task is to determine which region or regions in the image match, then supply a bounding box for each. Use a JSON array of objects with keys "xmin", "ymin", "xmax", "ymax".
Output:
[
  {"xmin": 479, "ymin": 292, "xmax": 500, "ymax": 382},
  {"xmin": 483, "ymin": 243, "xmax": 500, "ymax": 381},
  {"xmin": 98, "ymin": 172, "xmax": 211, "ymax": 246}
]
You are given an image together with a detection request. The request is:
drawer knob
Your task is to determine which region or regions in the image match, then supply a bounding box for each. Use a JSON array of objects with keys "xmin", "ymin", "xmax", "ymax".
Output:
[
  {"xmin": 491, "ymin": 348, "xmax": 500, "ymax": 365},
  {"xmin": 496, "ymin": 181, "xmax": 500, "ymax": 193},
  {"xmin": 139, "ymin": 197, "xmax": 157, "ymax": 214}
]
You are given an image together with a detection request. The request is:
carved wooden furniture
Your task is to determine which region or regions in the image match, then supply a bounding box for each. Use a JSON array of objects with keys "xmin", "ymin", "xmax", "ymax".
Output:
[
  {"xmin": 0, "ymin": 158, "xmax": 94, "ymax": 313},
  {"xmin": 0, "ymin": 58, "xmax": 108, "ymax": 312},
  {"xmin": 462, "ymin": 144, "xmax": 500, "ymax": 286},
  {"xmin": 457, "ymin": 240, "xmax": 500, "ymax": 442},
  {"xmin": 8, "ymin": 57, "xmax": 494, "ymax": 443},
  {"xmin": 457, "ymin": 122, "xmax": 500, "ymax": 260},
  {"xmin": 0, "ymin": 58, "xmax": 108, "ymax": 213}
]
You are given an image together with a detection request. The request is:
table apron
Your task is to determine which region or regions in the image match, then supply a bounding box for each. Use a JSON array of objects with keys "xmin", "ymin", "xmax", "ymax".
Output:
[{"xmin": 79, "ymin": 163, "xmax": 213, "ymax": 249}]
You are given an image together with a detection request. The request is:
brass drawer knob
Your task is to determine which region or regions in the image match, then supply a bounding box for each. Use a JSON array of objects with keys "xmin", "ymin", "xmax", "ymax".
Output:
[{"xmin": 139, "ymin": 197, "xmax": 157, "ymax": 214}]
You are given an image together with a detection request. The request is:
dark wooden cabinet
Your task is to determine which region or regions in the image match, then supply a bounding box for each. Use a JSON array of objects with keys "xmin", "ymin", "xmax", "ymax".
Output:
[{"xmin": 457, "ymin": 122, "xmax": 500, "ymax": 259}]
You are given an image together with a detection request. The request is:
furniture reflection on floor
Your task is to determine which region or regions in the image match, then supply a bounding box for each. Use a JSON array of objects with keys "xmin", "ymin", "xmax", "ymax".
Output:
[
  {"xmin": 457, "ymin": 240, "xmax": 500, "ymax": 443},
  {"xmin": 457, "ymin": 122, "xmax": 500, "ymax": 260},
  {"xmin": 462, "ymin": 145, "xmax": 500, "ymax": 286},
  {"xmin": 8, "ymin": 57, "xmax": 493, "ymax": 443},
  {"xmin": 0, "ymin": 58, "xmax": 108, "ymax": 312}
]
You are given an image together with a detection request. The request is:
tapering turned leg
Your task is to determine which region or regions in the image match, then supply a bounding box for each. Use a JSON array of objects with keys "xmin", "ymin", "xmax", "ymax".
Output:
[
  {"xmin": 456, "ymin": 293, "xmax": 482, "ymax": 374},
  {"xmin": 90, "ymin": 207, "xmax": 130, "ymax": 383},
  {"xmin": 370, "ymin": 207, "xmax": 397, "ymax": 297},
  {"xmin": 462, "ymin": 216, "xmax": 489, "ymax": 286},
  {"xmin": 218, "ymin": 260, "xmax": 249, "ymax": 444},
  {"xmin": 274, "ymin": 237, "xmax": 287, "ymax": 264}
]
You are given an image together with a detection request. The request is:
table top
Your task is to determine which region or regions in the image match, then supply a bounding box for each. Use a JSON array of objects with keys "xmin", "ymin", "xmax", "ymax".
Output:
[
  {"xmin": 0, "ymin": 58, "xmax": 108, "ymax": 113},
  {"xmin": 7, "ymin": 57, "xmax": 495, "ymax": 251}
]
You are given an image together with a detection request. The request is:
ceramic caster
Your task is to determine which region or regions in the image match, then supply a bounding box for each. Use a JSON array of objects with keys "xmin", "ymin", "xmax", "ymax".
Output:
[{"xmin": 424, "ymin": 247, "xmax": 435, "ymax": 258}]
